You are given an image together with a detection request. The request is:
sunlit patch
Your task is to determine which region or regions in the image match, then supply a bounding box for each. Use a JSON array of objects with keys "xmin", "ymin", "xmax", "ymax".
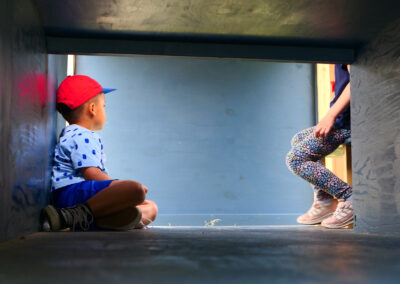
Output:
[{"xmin": 204, "ymin": 218, "xmax": 222, "ymax": 227}]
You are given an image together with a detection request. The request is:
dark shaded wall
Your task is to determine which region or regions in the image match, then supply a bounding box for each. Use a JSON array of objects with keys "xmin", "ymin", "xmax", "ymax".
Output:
[
  {"xmin": 0, "ymin": 0, "xmax": 56, "ymax": 241},
  {"xmin": 352, "ymin": 18, "xmax": 400, "ymax": 234}
]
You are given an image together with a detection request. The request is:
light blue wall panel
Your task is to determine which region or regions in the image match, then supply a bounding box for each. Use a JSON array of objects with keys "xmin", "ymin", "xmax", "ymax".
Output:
[{"xmin": 76, "ymin": 55, "xmax": 315, "ymax": 225}]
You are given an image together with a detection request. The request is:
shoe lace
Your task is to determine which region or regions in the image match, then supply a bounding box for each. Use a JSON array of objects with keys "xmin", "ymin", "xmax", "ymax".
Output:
[
  {"xmin": 140, "ymin": 217, "xmax": 154, "ymax": 230},
  {"xmin": 61, "ymin": 205, "xmax": 94, "ymax": 231},
  {"xmin": 307, "ymin": 202, "xmax": 328, "ymax": 216},
  {"xmin": 333, "ymin": 201, "xmax": 352, "ymax": 218},
  {"xmin": 307, "ymin": 204, "xmax": 320, "ymax": 216}
]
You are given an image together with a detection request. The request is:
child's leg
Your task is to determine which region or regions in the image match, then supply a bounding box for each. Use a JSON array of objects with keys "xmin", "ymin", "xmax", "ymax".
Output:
[
  {"xmin": 96, "ymin": 200, "xmax": 158, "ymax": 228},
  {"xmin": 45, "ymin": 180, "xmax": 155, "ymax": 231},
  {"xmin": 313, "ymin": 185, "xmax": 335, "ymax": 202},
  {"xmin": 290, "ymin": 127, "xmax": 315, "ymax": 147},
  {"xmin": 95, "ymin": 206, "xmax": 141, "ymax": 228},
  {"xmin": 86, "ymin": 180, "xmax": 146, "ymax": 218},
  {"xmin": 312, "ymin": 160, "xmax": 335, "ymax": 202},
  {"xmin": 286, "ymin": 127, "xmax": 352, "ymax": 200},
  {"xmin": 87, "ymin": 180, "xmax": 158, "ymax": 228},
  {"xmin": 290, "ymin": 128, "xmax": 336, "ymax": 202}
]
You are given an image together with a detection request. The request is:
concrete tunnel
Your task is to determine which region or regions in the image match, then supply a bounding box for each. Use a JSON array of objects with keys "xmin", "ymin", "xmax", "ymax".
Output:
[{"xmin": 1, "ymin": 0, "xmax": 400, "ymax": 283}]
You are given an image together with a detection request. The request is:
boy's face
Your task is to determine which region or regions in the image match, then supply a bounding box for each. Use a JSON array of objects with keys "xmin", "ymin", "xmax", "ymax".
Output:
[{"xmin": 93, "ymin": 93, "xmax": 106, "ymax": 130}]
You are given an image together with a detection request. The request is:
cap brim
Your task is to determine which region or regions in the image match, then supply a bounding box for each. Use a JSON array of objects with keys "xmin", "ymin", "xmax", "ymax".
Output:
[{"xmin": 102, "ymin": 88, "xmax": 116, "ymax": 94}]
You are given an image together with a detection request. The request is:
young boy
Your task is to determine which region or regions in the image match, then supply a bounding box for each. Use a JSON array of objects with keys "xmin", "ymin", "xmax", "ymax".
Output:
[{"xmin": 43, "ymin": 75, "xmax": 158, "ymax": 231}]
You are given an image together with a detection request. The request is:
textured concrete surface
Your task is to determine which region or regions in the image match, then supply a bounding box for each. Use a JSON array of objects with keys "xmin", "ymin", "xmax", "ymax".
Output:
[
  {"xmin": 1, "ymin": 226, "xmax": 400, "ymax": 284},
  {"xmin": 36, "ymin": 0, "xmax": 399, "ymax": 45},
  {"xmin": 35, "ymin": 0, "xmax": 400, "ymax": 61},
  {"xmin": 0, "ymin": 0, "xmax": 55, "ymax": 242},
  {"xmin": 351, "ymin": 18, "xmax": 400, "ymax": 234}
]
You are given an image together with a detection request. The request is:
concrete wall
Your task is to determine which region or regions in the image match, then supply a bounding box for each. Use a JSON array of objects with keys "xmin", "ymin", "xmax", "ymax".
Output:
[
  {"xmin": 352, "ymin": 18, "xmax": 400, "ymax": 234},
  {"xmin": 76, "ymin": 55, "xmax": 315, "ymax": 225},
  {"xmin": 0, "ymin": 0, "xmax": 56, "ymax": 241}
]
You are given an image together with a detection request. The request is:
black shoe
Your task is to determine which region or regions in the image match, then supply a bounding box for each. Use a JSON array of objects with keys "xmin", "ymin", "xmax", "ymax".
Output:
[
  {"xmin": 42, "ymin": 205, "xmax": 64, "ymax": 231},
  {"xmin": 42, "ymin": 204, "xmax": 94, "ymax": 231}
]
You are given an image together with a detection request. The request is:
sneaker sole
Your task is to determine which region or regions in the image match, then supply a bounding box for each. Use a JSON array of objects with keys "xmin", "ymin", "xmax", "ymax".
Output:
[
  {"xmin": 322, "ymin": 217, "xmax": 354, "ymax": 229},
  {"xmin": 43, "ymin": 205, "xmax": 62, "ymax": 231},
  {"xmin": 297, "ymin": 212, "xmax": 334, "ymax": 225},
  {"xmin": 40, "ymin": 211, "xmax": 51, "ymax": 232}
]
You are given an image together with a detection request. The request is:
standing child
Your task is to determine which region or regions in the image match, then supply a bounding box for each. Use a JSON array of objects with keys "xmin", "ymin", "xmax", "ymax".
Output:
[
  {"xmin": 286, "ymin": 64, "xmax": 352, "ymax": 229},
  {"xmin": 43, "ymin": 75, "xmax": 158, "ymax": 231}
]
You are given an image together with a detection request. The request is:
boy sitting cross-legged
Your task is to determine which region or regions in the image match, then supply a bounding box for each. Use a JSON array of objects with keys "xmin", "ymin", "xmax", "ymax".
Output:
[{"xmin": 43, "ymin": 75, "xmax": 158, "ymax": 231}]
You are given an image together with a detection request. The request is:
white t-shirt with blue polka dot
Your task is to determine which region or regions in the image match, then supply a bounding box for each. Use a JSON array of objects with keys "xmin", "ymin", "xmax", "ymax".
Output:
[{"xmin": 51, "ymin": 124, "xmax": 108, "ymax": 191}]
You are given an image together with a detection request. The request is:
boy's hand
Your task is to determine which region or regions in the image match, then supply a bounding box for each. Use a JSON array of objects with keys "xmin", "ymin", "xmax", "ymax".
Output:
[{"xmin": 314, "ymin": 114, "xmax": 335, "ymax": 138}]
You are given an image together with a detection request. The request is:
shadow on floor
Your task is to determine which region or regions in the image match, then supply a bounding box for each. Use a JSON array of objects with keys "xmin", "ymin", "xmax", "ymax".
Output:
[{"xmin": 0, "ymin": 226, "xmax": 399, "ymax": 284}]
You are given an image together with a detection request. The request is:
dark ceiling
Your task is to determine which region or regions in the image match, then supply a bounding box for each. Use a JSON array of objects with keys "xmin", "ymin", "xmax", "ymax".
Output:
[{"xmin": 35, "ymin": 0, "xmax": 400, "ymax": 63}]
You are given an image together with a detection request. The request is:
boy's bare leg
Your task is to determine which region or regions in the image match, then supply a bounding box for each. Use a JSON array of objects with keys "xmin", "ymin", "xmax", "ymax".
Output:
[
  {"xmin": 96, "ymin": 206, "xmax": 140, "ymax": 228},
  {"xmin": 86, "ymin": 180, "xmax": 145, "ymax": 218},
  {"xmin": 96, "ymin": 200, "xmax": 158, "ymax": 228}
]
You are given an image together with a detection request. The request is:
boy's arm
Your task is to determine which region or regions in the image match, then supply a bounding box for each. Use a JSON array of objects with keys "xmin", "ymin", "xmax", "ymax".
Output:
[
  {"xmin": 80, "ymin": 167, "xmax": 113, "ymax": 181},
  {"xmin": 81, "ymin": 166, "xmax": 149, "ymax": 193}
]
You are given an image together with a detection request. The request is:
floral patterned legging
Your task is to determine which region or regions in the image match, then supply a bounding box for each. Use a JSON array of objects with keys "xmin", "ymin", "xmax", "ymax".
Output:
[{"xmin": 286, "ymin": 126, "xmax": 352, "ymax": 201}]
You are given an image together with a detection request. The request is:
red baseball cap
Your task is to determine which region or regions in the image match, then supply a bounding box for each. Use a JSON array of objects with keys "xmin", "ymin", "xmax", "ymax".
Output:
[{"xmin": 56, "ymin": 75, "xmax": 116, "ymax": 110}]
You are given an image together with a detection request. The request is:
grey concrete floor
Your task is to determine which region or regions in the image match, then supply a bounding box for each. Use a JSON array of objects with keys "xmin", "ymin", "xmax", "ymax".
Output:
[{"xmin": 0, "ymin": 226, "xmax": 399, "ymax": 284}]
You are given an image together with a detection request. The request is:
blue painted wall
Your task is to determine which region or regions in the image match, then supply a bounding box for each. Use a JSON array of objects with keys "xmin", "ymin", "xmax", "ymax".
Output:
[{"xmin": 76, "ymin": 55, "xmax": 315, "ymax": 225}]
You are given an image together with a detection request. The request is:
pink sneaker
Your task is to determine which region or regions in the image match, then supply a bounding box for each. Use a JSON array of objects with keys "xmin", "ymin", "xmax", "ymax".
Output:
[
  {"xmin": 297, "ymin": 199, "xmax": 338, "ymax": 225},
  {"xmin": 321, "ymin": 200, "xmax": 353, "ymax": 229}
]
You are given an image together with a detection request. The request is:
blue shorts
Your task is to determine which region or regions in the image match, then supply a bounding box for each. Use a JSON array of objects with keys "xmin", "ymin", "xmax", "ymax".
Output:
[{"xmin": 52, "ymin": 179, "xmax": 117, "ymax": 208}]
